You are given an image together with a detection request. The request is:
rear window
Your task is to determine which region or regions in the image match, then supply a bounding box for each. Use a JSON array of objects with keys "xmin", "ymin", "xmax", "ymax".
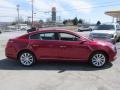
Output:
[{"xmin": 30, "ymin": 32, "xmax": 56, "ymax": 40}]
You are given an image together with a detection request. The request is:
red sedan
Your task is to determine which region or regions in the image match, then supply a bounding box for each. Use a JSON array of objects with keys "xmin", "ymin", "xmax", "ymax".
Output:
[{"xmin": 5, "ymin": 28, "xmax": 117, "ymax": 67}]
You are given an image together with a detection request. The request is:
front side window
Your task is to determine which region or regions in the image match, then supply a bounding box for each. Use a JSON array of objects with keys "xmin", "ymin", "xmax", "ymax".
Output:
[
  {"xmin": 30, "ymin": 32, "xmax": 55, "ymax": 40},
  {"xmin": 59, "ymin": 33, "xmax": 79, "ymax": 41}
]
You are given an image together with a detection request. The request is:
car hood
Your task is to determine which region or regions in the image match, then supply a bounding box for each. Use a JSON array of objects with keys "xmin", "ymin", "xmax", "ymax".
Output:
[
  {"xmin": 89, "ymin": 39, "xmax": 113, "ymax": 47},
  {"xmin": 91, "ymin": 30, "xmax": 116, "ymax": 34}
]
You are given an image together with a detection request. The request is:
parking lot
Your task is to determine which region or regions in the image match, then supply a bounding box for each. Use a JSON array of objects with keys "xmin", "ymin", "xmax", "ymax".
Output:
[{"xmin": 0, "ymin": 30, "xmax": 120, "ymax": 90}]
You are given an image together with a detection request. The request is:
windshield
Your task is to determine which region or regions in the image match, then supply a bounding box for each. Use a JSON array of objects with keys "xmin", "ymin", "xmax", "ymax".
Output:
[{"xmin": 94, "ymin": 25, "xmax": 115, "ymax": 30}]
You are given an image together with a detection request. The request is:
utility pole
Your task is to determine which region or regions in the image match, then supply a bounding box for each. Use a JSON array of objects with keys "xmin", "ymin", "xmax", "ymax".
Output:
[
  {"xmin": 31, "ymin": 0, "xmax": 34, "ymax": 27},
  {"xmin": 17, "ymin": 4, "xmax": 20, "ymax": 29}
]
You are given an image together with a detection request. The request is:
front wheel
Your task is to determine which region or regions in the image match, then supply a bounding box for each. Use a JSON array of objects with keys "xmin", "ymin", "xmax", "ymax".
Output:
[
  {"xmin": 90, "ymin": 52, "xmax": 107, "ymax": 67},
  {"xmin": 18, "ymin": 52, "xmax": 36, "ymax": 66}
]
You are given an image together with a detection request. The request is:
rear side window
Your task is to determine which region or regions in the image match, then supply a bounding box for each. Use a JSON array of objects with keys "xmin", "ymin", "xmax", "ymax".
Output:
[
  {"xmin": 30, "ymin": 32, "xmax": 56, "ymax": 40},
  {"xmin": 30, "ymin": 34, "xmax": 39, "ymax": 39}
]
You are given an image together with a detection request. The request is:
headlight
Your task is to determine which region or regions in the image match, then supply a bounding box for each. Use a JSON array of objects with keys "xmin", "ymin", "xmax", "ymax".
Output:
[{"xmin": 108, "ymin": 34, "xmax": 114, "ymax": 38}]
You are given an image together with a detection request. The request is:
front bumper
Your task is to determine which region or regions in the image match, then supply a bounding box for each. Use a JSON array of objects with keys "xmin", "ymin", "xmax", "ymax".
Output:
[
  {"xmin": 108, "ymin": 46, "xmax": 117, "ymax": 62},
  {"xmin": 109, "ymin": 53, "xmax": 117, "ymax": 62}
]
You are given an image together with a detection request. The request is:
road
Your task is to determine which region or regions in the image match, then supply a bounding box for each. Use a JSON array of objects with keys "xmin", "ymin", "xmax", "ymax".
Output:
[{"xmin": 0, "ymin": 31, "xmax": 120, "ymax": 90}]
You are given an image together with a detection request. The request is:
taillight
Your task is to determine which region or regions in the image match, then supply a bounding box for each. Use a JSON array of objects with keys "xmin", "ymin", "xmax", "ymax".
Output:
[{"xmin": 6, "ymin": 39, "xmax": 15, "ymax": 47}]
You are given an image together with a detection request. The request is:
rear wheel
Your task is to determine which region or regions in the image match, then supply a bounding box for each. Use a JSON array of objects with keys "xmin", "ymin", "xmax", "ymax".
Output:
[
  {"xmin": 18, "ymin": 52, "xmax": 35, "ymax": 66},
  {"xmin": 90, "ymin": 52, "xmax": 107, "ymax": 67}
]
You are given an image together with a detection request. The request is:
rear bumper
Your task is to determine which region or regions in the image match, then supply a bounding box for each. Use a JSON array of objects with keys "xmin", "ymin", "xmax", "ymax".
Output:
[{"xmin": 5, "ymin": 45, "xmax": 17, "ymax": 60}]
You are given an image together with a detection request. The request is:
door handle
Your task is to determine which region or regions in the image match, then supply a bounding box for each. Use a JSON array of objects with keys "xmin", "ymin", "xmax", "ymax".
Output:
[
  {"xmin": 32, "ymin": 44, "xmax": 40, "ymax": 47},
  {"xmin": 59, "ymin": 46, "xmax": 66, "ymax": 48}
]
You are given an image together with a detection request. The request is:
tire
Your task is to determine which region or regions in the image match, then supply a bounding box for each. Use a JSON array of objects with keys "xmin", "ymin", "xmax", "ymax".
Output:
[
  {"xmin": 90, "ymin": 52, "xmax": 107, "ymax": 68},
  {"xmin": 117, "ymin": 37, "xmax": 120, "ymax": 42},
  {"xmin": 18, "ymin": 52, "xmax": 36, "ymax": 66},
  {"xmin": 78, "ymin": 29, "xmax": 82, "ymax": 32}
]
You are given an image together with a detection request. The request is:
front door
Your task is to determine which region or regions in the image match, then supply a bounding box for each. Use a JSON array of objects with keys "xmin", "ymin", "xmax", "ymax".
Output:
[{"xmin": 58, "ymin": 32, "xmax": 91, "ymax": 60}]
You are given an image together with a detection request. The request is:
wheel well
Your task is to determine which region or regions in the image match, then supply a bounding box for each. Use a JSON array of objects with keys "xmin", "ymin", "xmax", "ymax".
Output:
[
  {"xmin": 17, "ymin": 49, "xmax": 36, "ymax": 60},
  {"xmin": 89, "ymin": 50, "xmax": 109, "ymax": 61}
]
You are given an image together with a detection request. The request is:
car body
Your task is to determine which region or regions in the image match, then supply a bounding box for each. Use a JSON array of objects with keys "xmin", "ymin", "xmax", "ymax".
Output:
[
  {"xmin": 89, "ymin": 23, "xmax": 120, "ymax": 44},
  {"xmin": 78, "ymin": 25, "xmax": 92, "ymax": 32},
  {"xmin": 5, "ymin": 28, "xmax": 117, "ymax": 67}
]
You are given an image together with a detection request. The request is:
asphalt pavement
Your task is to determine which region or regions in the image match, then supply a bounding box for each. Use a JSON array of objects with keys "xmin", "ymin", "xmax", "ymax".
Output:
[{"xmin": 0, "ymin": 31, "xmax": 120, "ymax": 90}]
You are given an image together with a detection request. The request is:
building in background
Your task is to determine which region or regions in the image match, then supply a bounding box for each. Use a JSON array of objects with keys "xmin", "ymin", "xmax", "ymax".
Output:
[
  {"xmin": 52, "ymin": 7, "xmax": 56, "ymax": 23},
  {"xmin": 105, "ymin": 10, "xmax": 120, "ymax": 24}
]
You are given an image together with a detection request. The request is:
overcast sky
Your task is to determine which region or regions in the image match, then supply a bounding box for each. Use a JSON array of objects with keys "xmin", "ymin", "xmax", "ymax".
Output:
[{"xmin": 0, "ymin": 0, "xmax": 120, "ymax": 23}]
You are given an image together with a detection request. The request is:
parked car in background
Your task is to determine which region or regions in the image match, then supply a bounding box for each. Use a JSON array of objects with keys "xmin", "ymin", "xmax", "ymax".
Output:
[
  {"xmin": 89, "ymin": 23, "xmax": 120, "ymax": 44},
  {"xmin": 19, "ymin": 24, "xmax": 30, "ymax": 31},
  {"xmin": 78, "ymin": 25, "xmax": 92, "ymax": 32},
  {"xmin": 27, "ymin": 27, "xmax": 36, "ymax": 33},
  {"xmin": 5, "ymin": 28, "xmax": 117, "ymax": 67}
]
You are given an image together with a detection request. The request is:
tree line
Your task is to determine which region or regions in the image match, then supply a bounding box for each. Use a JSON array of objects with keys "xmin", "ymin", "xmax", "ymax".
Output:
[{"xmin": 63, "ymin": 17, "xmax": 101, "ymax": 25}]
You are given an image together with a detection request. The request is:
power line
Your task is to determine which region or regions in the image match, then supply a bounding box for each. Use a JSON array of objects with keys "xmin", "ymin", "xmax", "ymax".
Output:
[
  {"xmin": 0, "ymin": 2, "xmax": 120, "ymax": 15},
  {"xmin": 0, "ymin": 6, "xmax": 15, "ymax": 9},
  {"xmin": 0, "ymin": 16, "xmax": 16, "ymax": 17},
  {"xmin": 0, "ymin": 1, "xmax": 120, "ymax": 20},
  {"xmin": 36, "ymin": 2, "xmax": 120, "ymax": 13},
  {"xmin": 79, "ymin": 3, "xmax": 120, "ymax": 9},
  {"xmin": 0, "ymin": 1, "xmax": 119, "ymax": 12},
  {"xmin": 91, "ymin": 0, "xmax": 120, "ymax": 5},
  {"xmin": 58, "ymin": 3, "xmax": 120, "ymax": 13}
]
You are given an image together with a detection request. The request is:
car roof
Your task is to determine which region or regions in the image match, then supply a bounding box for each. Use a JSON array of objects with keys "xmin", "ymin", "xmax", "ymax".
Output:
[
  {"xmin": 28, "ymin": 28, "xmax": 80, "ymax": 37},
  {"xmin": 29, "ymin": 28, "xmax": 75, "ymax": 34}
]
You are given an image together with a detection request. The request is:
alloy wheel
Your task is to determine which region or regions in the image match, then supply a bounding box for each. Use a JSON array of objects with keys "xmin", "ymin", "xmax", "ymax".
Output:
[
  {"xmin": 19, "ymin": 52, "xmax": 35, "ymax": 66},
  {"xmin": 91, "ymin": 53, "xmax": 106, "ymax": 67}
]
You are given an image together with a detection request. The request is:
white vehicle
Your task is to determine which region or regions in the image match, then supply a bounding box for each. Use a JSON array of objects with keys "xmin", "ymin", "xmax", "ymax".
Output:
[
  {"xmin": 89, "ymin": 23, "xmax": 120, "ymax": 44},
  {"xmin": 78, "ymin": 25, "xmax": 92, "ymax": 32},
  {"xmin": 19, "ymin": 24, "xmax": 30, "ymax": 30}
]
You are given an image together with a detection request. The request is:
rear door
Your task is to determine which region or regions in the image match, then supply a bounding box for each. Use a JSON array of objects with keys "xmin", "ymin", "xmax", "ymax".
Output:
[{"xmin": 29, "ymin": 32, "xmax": 61, "ymax": 59}]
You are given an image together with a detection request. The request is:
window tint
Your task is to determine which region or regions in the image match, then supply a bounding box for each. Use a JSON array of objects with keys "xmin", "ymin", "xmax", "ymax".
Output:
[
  {"xmin": 94, "ymin": 25, "xmax": 114, "ymax": 30},
  {"xmin": 59, "ymin": 33, "xmax": 79, "ymax": 41},
  {"xmin": 30, "ymin": 32, "xmax": 55, "ymax": 40},
  {"xmin": 30, "ymin": 34, "xmax": 40, "ymax": 39}
]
